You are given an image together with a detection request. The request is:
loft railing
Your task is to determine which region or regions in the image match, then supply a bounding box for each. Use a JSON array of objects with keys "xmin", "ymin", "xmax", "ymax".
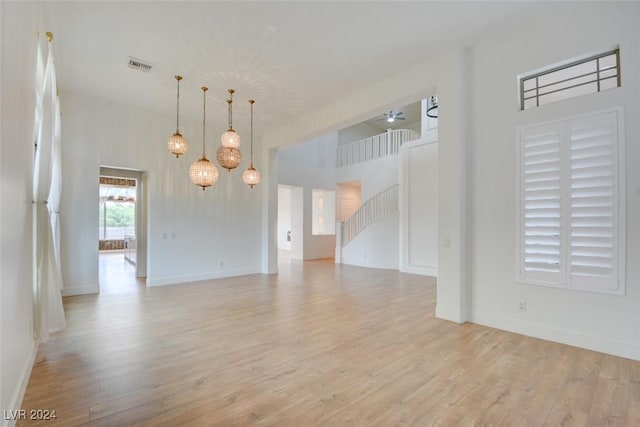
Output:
[
  {"xmin": 336, "ymin": 129, "xmax": 419, "ymax": 167},
  {"xmin": 337, "ymin": 185, "xmax": 399, "ymax": 250}
]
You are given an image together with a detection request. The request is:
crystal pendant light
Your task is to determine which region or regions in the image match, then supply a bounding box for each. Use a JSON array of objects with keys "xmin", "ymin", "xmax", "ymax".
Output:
[
  {"xmin": 217, "ymin": 88, "xmax": 242, "ymax": 171},
  {"xmin": 216, "ymin": 146, "xmax": 241, "ymax": 171},
  {"xmin": 189, "ymin": 87, "xmax": 218, "ymax": 190},
  {"xmin": 220, "ymin": 89, "xmax": 241, "ymax": 148},
  {"xmin": 167, "ymin": 75, "xmax": 189, "ymax": 158},
  {"xmin": 242, "ymin": 99, "xmax": 261, "ymax": 189}
]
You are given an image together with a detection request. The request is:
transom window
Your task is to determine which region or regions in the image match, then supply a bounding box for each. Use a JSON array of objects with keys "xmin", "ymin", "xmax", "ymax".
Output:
[{"xmin": 520, "ymin": 49, "xmax": 620, "ymax": 110}]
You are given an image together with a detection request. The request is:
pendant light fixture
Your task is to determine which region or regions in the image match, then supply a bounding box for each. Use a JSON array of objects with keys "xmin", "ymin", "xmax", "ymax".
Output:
[
  {"xmin": 242, "ymin": 99, "xmax": 261, "ymax": 189},
  {"xmin": 189, "ymin": 87, "xmax": 219, "ymax": 190},
  {"xmin": 217, "ymin": 88, "xmax": 242, "ymax": 171},
  {"xmin": 220, "ymin": 89, "xmax": 241, "ymax": 148},
  {"xmin": 216, "ymin": 145, "xmax": 241, "ymax": 171},
  {"xmin": 167, "ymin": 75, "xmax": 189, "ymax": 158}
]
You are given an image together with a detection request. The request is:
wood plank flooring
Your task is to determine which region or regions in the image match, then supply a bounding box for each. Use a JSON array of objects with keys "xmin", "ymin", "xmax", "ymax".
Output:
[{"xmin": 18, "ymin": 258, "xmax": 640, "ymax": 426}]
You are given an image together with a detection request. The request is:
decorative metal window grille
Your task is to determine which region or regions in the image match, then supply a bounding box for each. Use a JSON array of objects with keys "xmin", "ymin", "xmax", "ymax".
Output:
[{"xmin": 520, "ymin": 49, "xmax": 620, "ymax": 110}]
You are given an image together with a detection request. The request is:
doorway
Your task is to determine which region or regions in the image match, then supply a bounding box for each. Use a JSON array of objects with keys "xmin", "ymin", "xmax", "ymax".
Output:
[
  {"xmin": 277, "ymin": 185, "xmax": 303, "ymax": 264},
  {"xmin": 98, "ymin": 167, "xmax": 147, "ymax": 293}
]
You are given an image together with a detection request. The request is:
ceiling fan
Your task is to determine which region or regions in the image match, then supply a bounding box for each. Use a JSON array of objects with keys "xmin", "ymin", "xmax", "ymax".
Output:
[{"xmin": 376, "ymin": 111, "xmax": 405, "ymax": 123}]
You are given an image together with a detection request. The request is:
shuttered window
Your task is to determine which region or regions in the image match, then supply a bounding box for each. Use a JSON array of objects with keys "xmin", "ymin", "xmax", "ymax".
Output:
[
  {"xmin": 516, "ymin": 109, "xmax": 625, "ymax": 294},
  {"xmin": 520, "ymin": 125, "xmax": 563, "ymax": 284}
]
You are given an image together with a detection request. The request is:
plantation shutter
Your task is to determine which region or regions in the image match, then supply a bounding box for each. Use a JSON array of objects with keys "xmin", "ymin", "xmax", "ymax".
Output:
[
  {"xmin": 517, "ymin": 109, "xmax": 624, "ymax": 294},
  {"xmin": 567, "ymin": 111, "xmax": 620, "ymax": 292},
  {"xmin": 519, "ymin": 125, "xmax": 563, "ymax": 284}
]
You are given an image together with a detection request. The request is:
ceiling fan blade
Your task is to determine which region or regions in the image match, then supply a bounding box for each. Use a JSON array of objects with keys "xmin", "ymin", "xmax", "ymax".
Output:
[{"xmin": 396, "ymin": 117, "xmax": 405, "ymax": 120}]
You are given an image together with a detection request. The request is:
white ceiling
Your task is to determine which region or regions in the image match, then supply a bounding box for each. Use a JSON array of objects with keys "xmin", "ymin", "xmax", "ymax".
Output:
[{"xmin": 46, "ymin": 1, "xmax": 546, "ymax": 135}]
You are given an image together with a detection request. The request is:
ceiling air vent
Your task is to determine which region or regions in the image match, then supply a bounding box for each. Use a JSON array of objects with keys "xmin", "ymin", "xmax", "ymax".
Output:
[{"xmin": 128, "ymin": 57, "xmax": 152, "ymax": 72}]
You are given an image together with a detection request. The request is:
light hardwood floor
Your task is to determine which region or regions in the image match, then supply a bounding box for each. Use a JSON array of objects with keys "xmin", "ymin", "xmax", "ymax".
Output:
[{"xmin": 18, "ymin": 258, "xmax": 640, "ymax": 426}]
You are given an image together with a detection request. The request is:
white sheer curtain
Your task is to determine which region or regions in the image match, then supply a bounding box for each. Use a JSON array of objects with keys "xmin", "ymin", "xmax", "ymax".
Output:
[{"xmin": 33, "ymin": 36, "xmax": 65, "ymax": 343}]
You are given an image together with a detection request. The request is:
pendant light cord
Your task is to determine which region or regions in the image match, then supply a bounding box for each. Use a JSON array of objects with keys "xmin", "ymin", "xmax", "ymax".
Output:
[
  {"xmin": 227, "ymin": 89, "xmax": 234, "ymax": 130},
  {"xmin": 174, "ymin": 75, "xmax": 183, "ymax": 134},
  {"xmin": 176, "ymin": 78, "xmax": 180, "ymax": 133},
  {"xmin": 249, "ymin": 99, "xmax": 255, "ymax": 167},
  {"xmin": 202, "ymin": 87, "xmax": 207, "ymax": 157}
]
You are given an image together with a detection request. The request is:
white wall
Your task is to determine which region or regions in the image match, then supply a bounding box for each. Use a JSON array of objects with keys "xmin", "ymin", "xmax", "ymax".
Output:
[
  {"xmin": 338, "ymin": 120, "xmax": 421, "ymax": 146},
  {"xmin": 401, "ymin": 119, "xmax": 421, "ymax": 135},
  {"xmin": 336, "ymin": 154, "xmax": 399, "ymax": 201},
  {"xmin": 341, "ymin": 213, "xmax": 399, "ymax": 270},
  {"xmin": 467, "ymin": 2, "xmax": 640, "ymax": 360},
  {"xmin": 338, "ymin": 122, "xmax": 381, "ymax": 146},
  {"xmin": 277, "ymin": 132, "xmax": 337, "ymax": 168},
  {"xmin": 60, "ymin": 91, "xmax": 263, "ymax": 292},
  {"xmin": 0, "ymin": 2, "xmax": 41, "ymax": 421}
]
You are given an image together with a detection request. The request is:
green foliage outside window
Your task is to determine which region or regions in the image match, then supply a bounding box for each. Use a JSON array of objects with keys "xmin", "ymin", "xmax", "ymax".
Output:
[
  {"xmin": 105, "ymin": 202, "xmax": 135, "ymax": 227},
  {"xmin": 99, "ymin": 201, "xmax": 135, "ymax": 240}
]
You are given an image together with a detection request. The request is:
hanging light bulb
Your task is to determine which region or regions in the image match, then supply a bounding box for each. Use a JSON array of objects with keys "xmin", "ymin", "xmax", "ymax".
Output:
[
  {"xmin": 189, "ymin": 87, "xmax": 218, "ymax": 190},
  {"xmin": 220, "ymin": 88, "xmax": 241, "ymax": 149},
  {"xmin": 167, "ymin": 75, "xmax": 189, "ymax": 158},
  {"xmin": 242, "ymin": 99, "xmax": 261, "ymax": 189}
]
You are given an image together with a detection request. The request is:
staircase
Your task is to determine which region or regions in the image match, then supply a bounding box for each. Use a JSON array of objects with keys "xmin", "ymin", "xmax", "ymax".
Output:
[
  {"xmin": 336, "ymin": 129, "xmax": 419, "ymax": 167},
  {"xmin": 336, "ymin": 185, "xmax": 399, "ymax": 258}
]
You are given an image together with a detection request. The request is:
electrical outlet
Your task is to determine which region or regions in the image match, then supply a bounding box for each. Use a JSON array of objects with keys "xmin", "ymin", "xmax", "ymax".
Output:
[{"xmin": 519, "ymin": 301, "xmax": 527, "ymax": 312}]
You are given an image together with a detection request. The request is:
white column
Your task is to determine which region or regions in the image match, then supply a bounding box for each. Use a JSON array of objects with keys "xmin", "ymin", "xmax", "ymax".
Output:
[
  {"xmin": 335, "ymin": 222, "xmax": 343, "ymax": 263},
  {"xmin": 261, "ymin": 148, "xmax": 278, "ymax": 274},
  {"xmin": 435, "ymin": 49, "xmax": 470, "ymax": 323}
]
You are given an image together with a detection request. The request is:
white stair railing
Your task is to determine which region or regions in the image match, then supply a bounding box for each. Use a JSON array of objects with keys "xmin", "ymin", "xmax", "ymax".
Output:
[
  {"xmin": 339, "ymin": 185, "xmax": 399, "ymax": 249},
  {"xmin": 336, "ymin": 129, "xmax": 419, "ymax": 167}
]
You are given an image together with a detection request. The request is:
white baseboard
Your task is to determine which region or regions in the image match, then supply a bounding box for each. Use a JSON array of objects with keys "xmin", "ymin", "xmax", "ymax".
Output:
[
  {"xmin": 302, "ymin": 255, "xmax": 334, "ymax": 261},
  {"xmin": 470, "ymin": 311, "xmax": 640, "ymax": 362},
  {"xmin": 147, "ymin": 268, "xmax": 261, "ymax": 287},
  {"xmin": 341, "ymin": 257, "xmax": 398, "ymax": 270},
  {"xmin": 401, "ymin": 264, "xmax": 437, "ymax": 277},
  {"xmin": 3, "ymin": 340, "xmax": 38, "ymax": 427},
  {"xmin": 62, "ymin": 285, "xmax": 99, "ymax": 296}
]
